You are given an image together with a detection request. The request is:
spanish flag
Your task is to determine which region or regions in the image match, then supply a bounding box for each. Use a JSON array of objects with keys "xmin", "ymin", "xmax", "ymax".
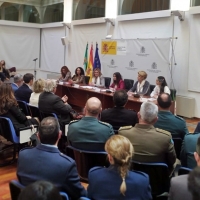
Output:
[
  {"xmin": 86, "ymin": 44, "xmax": 93, "ymax": 82},
  {"xmin": 83, "ymin": 43, "xmax": 88, "ymax": 71}
]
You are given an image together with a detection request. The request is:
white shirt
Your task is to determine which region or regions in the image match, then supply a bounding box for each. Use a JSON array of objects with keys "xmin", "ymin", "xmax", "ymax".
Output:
[
  {"xmin": 29, "ymin": 92, "xmax": 42, "ymax": 107},
  {"xmin": 150, "ymin": 85, "xmax": 170, "ymax": 98}
]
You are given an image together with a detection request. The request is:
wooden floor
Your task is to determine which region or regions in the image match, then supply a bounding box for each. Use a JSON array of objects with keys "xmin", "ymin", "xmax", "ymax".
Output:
[{"xmin": 0, "ymin": 117, "xmax": 199, "ymax": 200}]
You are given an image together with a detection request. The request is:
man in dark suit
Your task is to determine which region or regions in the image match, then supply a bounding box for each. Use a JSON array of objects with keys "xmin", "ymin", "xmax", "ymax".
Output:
[
  {"xmin": 15, "ymin": 73, "xmax": 34, "ymax": 103},
  {"xmin": 17, "ymin": 117, "xmax": 87, "ymax": 200},
  {"xmin": 154, "ymin": 93, "xmax": 189, "ymax": 140},
  {"xmin": 38, "ymin": 79, "xmax": 72, "ymax": 131},
  {"xmin": 168, "ymin": 136, "xmax": 200, "ymax": 200},
  {"xmin": 100, "ymin": 90, "xmax": 138, "ymax": 131}
]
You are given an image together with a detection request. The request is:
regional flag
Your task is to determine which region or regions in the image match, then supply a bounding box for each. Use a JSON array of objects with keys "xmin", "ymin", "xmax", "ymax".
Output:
[
  {"xmin": 86, "ymin": 44, "xmax": 93, "ymax": 82},
  {"xmin": 83, "ymin": 43, "xmax": 88, "ymax": 71},
  {"xmin": 93, "ymin": 43, "xmax": 101, "ymax": 70}
]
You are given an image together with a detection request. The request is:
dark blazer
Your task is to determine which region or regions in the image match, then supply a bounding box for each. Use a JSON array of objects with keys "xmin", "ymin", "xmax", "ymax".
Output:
[
  {"xmin": 154, "ymin": 111, "xmax": 189, "ymax": 140},
  {"xmin": 168, "ymin": 175, "xmax": 192, "ymax": 200},
  {"xmin": 88, "ymin": 166, "xmax": 152, "ymax": 200},
  {"xmin": 39, "ymin": 92, "xmax": 72, "ymax": 128},
  {"xmin": 15, "ymin": 83, "xmax": 32, "ymax": 103},
  {"xmin": 17, "ymin": 144, "xmax": 86, "ymax": 200},
  {"xmin": 0, "ymin": 105, "xmax": 37, "ymax": 135},
  {"xmin": 101, "ymin": 107, "xmax": 138, "ymax": 130}
]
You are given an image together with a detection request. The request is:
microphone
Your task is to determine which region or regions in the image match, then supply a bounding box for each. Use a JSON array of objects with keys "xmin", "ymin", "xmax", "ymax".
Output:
[{"xmin": 33, "ymin": 58, "xmax": 38, "ymax": 61}]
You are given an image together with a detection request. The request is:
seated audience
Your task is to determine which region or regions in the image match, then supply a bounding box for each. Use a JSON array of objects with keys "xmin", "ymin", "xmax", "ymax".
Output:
[
  {"xmin": 18, "ymin": 180, "xmax": 62, "ymax": 200},
  {"xmin": 118, "ymin": 102, "xmax": 176, "ymax": 173},
  {"xmin": 101, "ymin": 90, "xmax": 138, "ymax": 130},
  {"xmin": 15, "ymin": 73, "xmax": 34, "ymax": 103},
  {"xmin": 154, "ymin": 93, "xmax": 188, "ymax": 140},
  {"xmin": 194, "ymin": 122, "xmax": 200, "ymax": 133},
  {"xmin": 150, "ymin": 76, "xmax": 170, "ymax": 98},
  {"xmin": 68, "ymin": 97, "xmax": 114, "ymax": 150},
  {"xmin": 128, "ymin": 71, "xmax": 150, "ymax": 95},
  {"xmin": 180, "ymin": 132, "xmax": 200, "ymax": 168},
  {"xmin": 188, "ymin": 167, "xmax": 200, "ymax": 200},
  {"xmin": 70, "ymin": 67, "xmax": 85, "ymax": 84},
  {"xmin": 0, "ymin": 62, "xmax": 7, "ymax": 82},
  {"xmin": 1, "ymin": 60, "xmax": 10, "ymax": 79},
  {"xmin": 17, "ymin": 117, "xmax": 87, "ymax": 199},
  {"xmin": 38, "ymin": 79, "xmax": 72, "ymax": 131},
  {"xmin": 11, "ymin": 73, "xmax": 23, "ymax": 92},
  {"xmin": 168, "ymin": 136, "xmax": 200, "ymax": 200},
  {"xmin": 0, "ymin": 83, "xmax": 39, "ymax": 135},
  {"xmin": 89, "ymin": 68, "xmax": 105, "ymax": 87},
  {"xmin": 110, "ymin": 72, "xmax": 125, "ymax": 90},
  {"xmin": 87, "ymin": 135, "xmax": 152, "ymax": 200},
  {"xmin": 58, "ymin": 66, "xmax": 71, "ymax": 82},
  {"xmin": 29, "ymin": 79, "xmax": 45, "ymax": 107}
]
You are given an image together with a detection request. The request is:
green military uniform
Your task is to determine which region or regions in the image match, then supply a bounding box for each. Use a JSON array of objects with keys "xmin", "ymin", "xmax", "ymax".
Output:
[
  {"xmin": 68, "ymin": 116, "xmax": 114, "ymax": 145},
  {"xmin": 154, "ymin": 110, "xmax": 189, "ymax": 140},
  {"xmin": 118, "ymin": 124, "xmax": 176, "ymax": 172}
]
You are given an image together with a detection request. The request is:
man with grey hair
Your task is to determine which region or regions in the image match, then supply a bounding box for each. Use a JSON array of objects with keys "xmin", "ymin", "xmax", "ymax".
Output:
[
  {"xmin": 39, "ymin": 79, "xmax": 72, "ymax": 133},
  {"xmin": 118, "ymin": 102, "xmax": 176, "ymax": 172},
  {"xmin": 68, "ymin": 97, "xmax": 114, "ymax": 150},
  {"xmin": 11, "ymin": 73, "xmax": 23, "ymax": 92}
]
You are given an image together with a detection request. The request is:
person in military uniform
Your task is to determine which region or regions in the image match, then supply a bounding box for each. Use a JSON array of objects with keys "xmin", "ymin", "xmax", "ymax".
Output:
[
  {"xmin": 118, "ymin": 101, "xmax": 176, "ymax": 173},
  {"xmin": 87, "ymin": 135, "xmax": 152, "ymax": 200},
  {"xmin": 17, "ymin": 117, "xmax": 86, "ymax": 200},
  {"xmin": 101, "ymin": 90, "xmax": 138, "ymax": 131},
  {"xmin": 68, "ymin": 97, "xmax": 114, "ymax": 151},
  {"xmin": 154, "ymin": 93, "xmax": 189, "ymax": 140}
]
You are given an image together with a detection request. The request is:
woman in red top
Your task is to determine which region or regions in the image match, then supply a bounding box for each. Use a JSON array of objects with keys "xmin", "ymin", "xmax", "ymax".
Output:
[{"xmin": 110, "ymin": 72, "xmax": 125, "ymax": 90}]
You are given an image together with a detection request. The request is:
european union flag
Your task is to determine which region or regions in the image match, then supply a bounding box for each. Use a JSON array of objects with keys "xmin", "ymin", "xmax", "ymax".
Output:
[{"xmin": 93, "ymin": 43, "xmax": 101, "ymax": 70}]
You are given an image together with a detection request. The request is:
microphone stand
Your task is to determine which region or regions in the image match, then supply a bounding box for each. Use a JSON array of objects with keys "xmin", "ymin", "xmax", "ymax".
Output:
[{"xmin": 33, "ymin": 58, "xmax": 38, "ymax": 80}]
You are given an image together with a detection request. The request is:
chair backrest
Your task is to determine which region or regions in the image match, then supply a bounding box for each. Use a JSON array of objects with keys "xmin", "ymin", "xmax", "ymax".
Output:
[
  {"xmin": 173, "ymin": 138, "xmax": 182, "ymax": 159},
  {"xmin": 178, "ymin": 167, "xmax": 192, "ymax": 176},
  {"xmin": 104, "ymin": 77, "xmax": 111, "ymax": 88},
  {"xmin": 131, "ymin": 161, "xmax": 170, "ymax": 197},
  {"xmin": 8, "ymin": 67, "xmax": 16, "ymax": 73},
  {"xmin": 187, "ymin": 152, "xmax": 197, "ymax": 169},
  {"xmin": 124, "ymin": 79, "xmax": 134, "ymax": 91},
  {"xmin": 67, "ymin": 145, "xmax": 109, "ymax": 182},
  {"xmin": 59, "ymin": 192, "xmax": 69, "ymax": 200},
  {"xmin": 39, "ymin": 111, "xmax": 58, "ymax": 120},
  {"xmin": 28, "ymin": 104, "xmax": 42, "ymax": 121},
  {"xmin": 84, "ymin": 76, "xmax": 90, "ymax": 85},
  {"xmin": 17, "ymin": 100, "xmax": 30, "ymax": 116},
  {"xmin": 150, "ymin": 84, "xmax": 155, "ymax": 93}
]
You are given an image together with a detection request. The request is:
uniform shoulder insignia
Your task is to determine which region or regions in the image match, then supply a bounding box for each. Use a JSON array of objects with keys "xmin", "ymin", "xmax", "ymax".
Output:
[
  {"xmin": 89, "ymin": 166, "xmax": 102, "ymax": 173},
  {"xmin": 69, "ymin": 120, "xmax": 79, "ymax": 125},
  {"xmin": 99, "ymin": 120, "xmax": 111, "ymax": 126},
  {"xmin": 119, "ymin": 126, "xmax": 132, "ymax": 131},
  {"xmin": 131, "ymin": 170, "xmax": 148, "ymax": 178},
  {"xmin": 175, "ymin": 115, "xmax": 184, "ymax": 121},
  {"xmin": 59, "ymin": 153, "xmax": 74, "ymax": 162},
  {"xmin": 156, "ymin": 128, "xmax": 170, "ymax": 136},
  {"xmin": 20, "ymin": 146, "xmax": 34, "ymax": 152}
]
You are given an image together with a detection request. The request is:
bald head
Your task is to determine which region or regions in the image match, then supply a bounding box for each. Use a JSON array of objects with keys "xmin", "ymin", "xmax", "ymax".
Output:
[
  {"xmin": 85, "ymin": 97, "xmax": 102, "ymax": 117},
  {"xmin": 157, "ymin": 93, "xmax": 171, "ymax": 109}
]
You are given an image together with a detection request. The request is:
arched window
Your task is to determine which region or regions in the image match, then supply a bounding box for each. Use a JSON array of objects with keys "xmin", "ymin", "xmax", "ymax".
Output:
[
  {"xmin": 2, "ymin": 2, "xmax": 19, "ymax": 21},
  {"xmin": 23, "ymin": 5, "xmax": 40, "ymax": 23}
]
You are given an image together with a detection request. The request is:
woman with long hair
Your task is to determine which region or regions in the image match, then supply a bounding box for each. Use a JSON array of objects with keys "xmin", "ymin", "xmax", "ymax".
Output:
[
  {"xmin": 29, "ymin": 78, "xmax": 45, "ymax": 107},
  {"xmin": 87, "ymin": 135, "xmax": 152, "ymax": 199},
  {"xmin": 90, "ymin": 68, "xmax": 105, "ymax": 87},
  {"xmin": 58, "ymin": 66, "xmax": 71, "ymax": 82},
  {"xmin": 1, "ymin": 60, "xmax": 10, "ymax": 79},
  {"xmin": 110, "ymin": 72, "xmax": 125, "ymax": 90},
  {"xmin": 150, "ymin": 76, "xmax": 170, "ymax": 98},
  {"xmin": 128, "ymin": 71, "xmax": 150, "ymax": 96},
  {"xmin": 69, "ymin": 67, "xmax": 85, "ymax": 84},
  {"xmin": 0, "ymin": 83, "xmax": 39, "ymax": 135}
]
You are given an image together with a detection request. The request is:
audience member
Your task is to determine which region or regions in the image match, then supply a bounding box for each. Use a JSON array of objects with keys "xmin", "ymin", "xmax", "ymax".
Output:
[
  {"xmin": 128, "ymin": 71, "xmax": 150, "ymax": 95},
  {"xmin": 0, "ymin": 62, "xmax": 7, "ymax": 82},
  {"xmin": 180, "ymin": 132, "xmax": 200, "ymax": 168},
  {"xmin": 154, "ymin": 93, "xmax": 188, "ymax": 140},
  {"xmin": 58, "ymin": 66, "xmax": 71, "ymax": 82},
  {"xmin": 29, "ymin": 79, "xmax": 45, "ymax": 107},
  {"xmin": 15, "ymin": 73, "xmax": 34, "ymax": 103},
  {"xmin": 68, "ymin": 97, "xmax": 114, "ymax": 150},
  {"xmin": 11, "ymin": 73, "xmax": 23, "ymax": 92},
  {"xmin": 150, "ymin": 76, "xmax": 170, "ymax": 98},
  {"xmin": 90, "ymin": 68, "xmax": 105, "ymax": 87},
  {"xmin": 87, "ymin": 135, "xmax": 152, "ymax": 200},
  {"xmin": 168, "ymin": 136, "xmax": 200, "ymax": 200},
  {"xmin": 0, "ymin": 83, "xmax": 39, "ymax": 135},
  {"xmin": 18, "ymin": 180, "xmax": 62, "ymax": 200},
  {"xmin": 188, "ymin": 167, "xmax": 200, "ymax": 200},
  {"xmin": 38, "ymin": 79, "xmax": 72, "ymax": 131},
  {"xmin": 101, "ymin": 90, "xmax": 138, "ymax": 130},
  {"xmin": 70, "ymin": 67, "xmax": 85, "ymax": 84},
  {"xmin": 118, "ymin": 101, "xmax": 176, "ymax": 173},
  {"xmin": 110, "ymin": 72, "xmax": 125, "ymax": 90},
  {"xmin": 17, "ymin": 117, "xmax": 87, "ymax": 199},
  {"xmin": 1, "ymin": 60, "xmax": 10, "ymax": 79}
]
